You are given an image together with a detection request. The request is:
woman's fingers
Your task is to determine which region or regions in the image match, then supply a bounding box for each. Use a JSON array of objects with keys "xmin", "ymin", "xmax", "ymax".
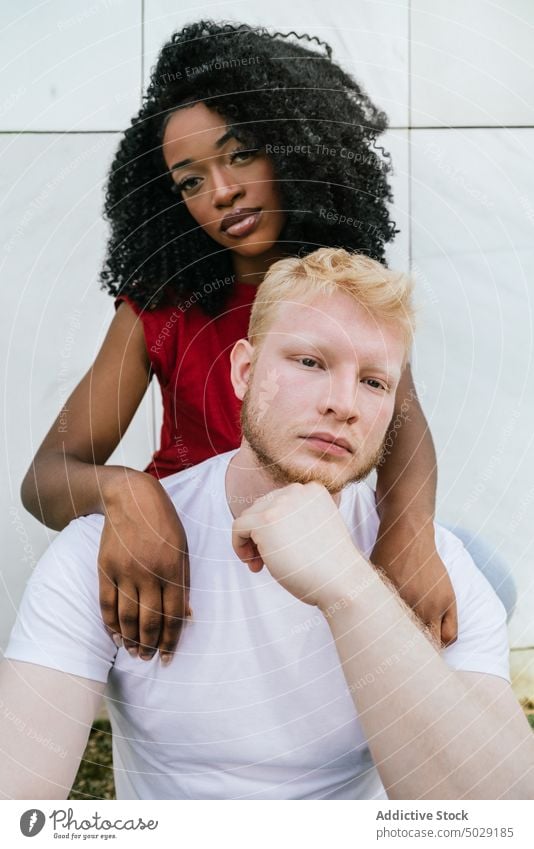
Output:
[
  {"xmin": 97, "ymin": 563, "xmax": 120, "ymax": 640},
  {"xmin": 117, "ymin": 583, "xmax": 140, "ymax": 656},
  {"xmin": 158, "ymin": 550, "xmax": 191, "ymax": 663},
  {"xmin": 159, "ymin": 584, "xmax": 187, "ymax": 665},
  {"xmin": 97, "ymin": 496, "xmax": 191, "ymax": 664},
  {"xmin": 138, "ymin": 587, "xmax": 163, "ymax": 660}
]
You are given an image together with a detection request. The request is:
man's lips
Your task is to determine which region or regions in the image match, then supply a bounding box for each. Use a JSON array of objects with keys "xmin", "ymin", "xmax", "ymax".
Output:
[
  {"xmin": 220, "ymin": 207, "xmax": 261, "ymax": 235},
  {"xmin": 301, "ymin": 432, "xmax": 354, "ymax": 456}
]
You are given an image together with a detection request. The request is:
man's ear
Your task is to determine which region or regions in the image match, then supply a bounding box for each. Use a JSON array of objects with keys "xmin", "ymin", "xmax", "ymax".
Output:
[{"xmin": 230, "ymin": 339, "xmax": 255, "ymax": 401}]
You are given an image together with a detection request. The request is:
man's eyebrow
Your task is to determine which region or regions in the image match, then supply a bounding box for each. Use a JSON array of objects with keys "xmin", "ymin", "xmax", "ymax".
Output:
[
  {"xmin": 169, "ymin": 129, "xmax": 237, "ymax": 172},
  {"xmin": 280, "ymin": 336, "xmax": 402, "ymax": 381}
]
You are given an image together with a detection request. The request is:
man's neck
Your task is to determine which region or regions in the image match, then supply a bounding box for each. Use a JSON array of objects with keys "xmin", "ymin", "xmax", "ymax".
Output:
[{"xmin": 226, "ymin": 443, "xmax": 341, "ymax": 519}]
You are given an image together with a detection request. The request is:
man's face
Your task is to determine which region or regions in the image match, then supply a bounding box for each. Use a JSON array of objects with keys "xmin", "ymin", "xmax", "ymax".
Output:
[{"xmin": 239, "ymin": 291, "xmax": 406, "ymax": 493}]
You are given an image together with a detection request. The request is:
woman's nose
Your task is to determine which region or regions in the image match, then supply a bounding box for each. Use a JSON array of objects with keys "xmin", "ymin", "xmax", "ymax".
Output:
[{"xmin": 212, "ymin": 172, "xmax": 244, "ymax": 207}]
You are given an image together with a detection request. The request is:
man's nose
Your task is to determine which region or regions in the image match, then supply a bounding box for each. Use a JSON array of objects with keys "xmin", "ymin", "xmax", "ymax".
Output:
[{"xmin": 319, "ymin": 377, "xmax": 361, "ymax": 422}]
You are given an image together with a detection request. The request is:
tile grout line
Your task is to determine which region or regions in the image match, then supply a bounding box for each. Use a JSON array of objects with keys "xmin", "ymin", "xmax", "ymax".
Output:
[
  {"xmin": 140, "ymin": 0, "xmax": 158, "ymax": 454},
  {"xmin": 408, "ymin": 0, "xmax": 413, "ymax": 273},
  {"xmin": 2, "ymin": 125, "xmax": 534, "ymax": 136},
  {"xmin": 402, "ymin": 124, "xmax": 534, "ymax": 130},
  {"xmin": 0, "ymin": 130, "xmax": 122, "ymax": 135},
  {"xmin": 140, "ymin": 0, "xmax": 145, "ymax": 105}
]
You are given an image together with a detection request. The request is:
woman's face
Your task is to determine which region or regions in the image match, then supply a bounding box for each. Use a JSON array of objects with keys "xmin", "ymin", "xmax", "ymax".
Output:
[{"xmin": 162, "ymin": 103, "xmax": 286, "ymax": 273}]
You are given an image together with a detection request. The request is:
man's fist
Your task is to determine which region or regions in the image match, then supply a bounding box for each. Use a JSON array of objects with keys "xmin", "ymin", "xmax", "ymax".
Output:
[{"xmin": 231, "ymin": 482, "xmax": 363, "ymax": 608}]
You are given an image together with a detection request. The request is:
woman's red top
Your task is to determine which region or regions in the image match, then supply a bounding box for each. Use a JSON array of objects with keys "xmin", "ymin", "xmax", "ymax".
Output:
[{"xmin": 116, "ymin": 282, "xmax": 257, "ymax": 479}]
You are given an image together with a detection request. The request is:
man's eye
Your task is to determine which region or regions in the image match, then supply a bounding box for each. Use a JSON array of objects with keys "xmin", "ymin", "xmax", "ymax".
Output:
[
  {"xmin": 363, "ymin": 378, "xmax": 386, "ymax": 390},
  {"xmin": 298, "ymin": 357, "xmax": 321, "ymax": 368}
]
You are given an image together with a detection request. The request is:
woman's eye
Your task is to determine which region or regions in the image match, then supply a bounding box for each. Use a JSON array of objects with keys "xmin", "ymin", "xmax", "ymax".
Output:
[
  {"xmin": 173, "ymin": 148, "xmax": 258, "ymax": 193},
  {"xmin": 230, "ymin": 147, "xmax": 259, "ymax": 164},
  {"xmin": 176, "ymin": 176, "xmax": 201, "ymax": 194}
]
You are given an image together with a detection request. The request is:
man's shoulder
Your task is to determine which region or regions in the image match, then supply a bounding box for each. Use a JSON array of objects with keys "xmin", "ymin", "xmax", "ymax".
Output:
[
  {"xmin": 340, "ymin": 481, "xmax": 491, "ymax": 585},
  {"xmin": 42, "ymin": 451, "xmax": 233, "ymax": 560},
  {"xmin": 340, "ymin": 480, "xmax": 380, "ymax": 556},
  {"xmin": 433, "ymin": 524, "xmax": 507, "ymax": 617},
  {"xmin": 160, "ymin": 450, "xmax": 234, "ymax": 507},
  {"xmin": 341, "ymin": 483, "xmax": 509, "ymax": 679}
]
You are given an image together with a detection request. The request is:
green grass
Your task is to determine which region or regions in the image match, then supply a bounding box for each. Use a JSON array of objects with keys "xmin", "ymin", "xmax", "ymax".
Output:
[
  {"xmin": 68, "ymin": 718, "xmax": 116, "ymax": 800},
  {"xmin": 69, "ymin": 711, "xmax": 534, "ymax": 800}
]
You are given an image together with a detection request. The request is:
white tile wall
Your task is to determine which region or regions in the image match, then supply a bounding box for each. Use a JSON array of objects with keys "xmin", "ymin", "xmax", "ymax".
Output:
[
  {"xmin": 0, "ymin": 0, "xmax": 142, "ymax": 131},
  {"xmin": 0, "ymin": 133, "xmax": 155, "ymax": 645},
  {"xmin": 383, "ymin": 129, "xmax": 410, "ymax": 268},
  {"xmin": 411, "ymin": 128, "xmax": 534, "ymax": 645},
  {"xmin": 410, "ymin": 128, "xmax": 534, "ymax": 255},
  {"xmin": 144, "ymin": 0, "xmax": 409, "ymax": 125},
  {"xmin": 1, "ymin": 3, "xmax": 534, "ymax": 660},
  {"xmin": 411, "ymin": 0, "xmax": 534, "ymax": 127}
]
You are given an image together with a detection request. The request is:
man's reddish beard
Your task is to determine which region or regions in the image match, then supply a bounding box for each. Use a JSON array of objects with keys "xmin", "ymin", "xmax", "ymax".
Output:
[{"xmin": 240, "ymin": 386, "xmax": 385, "ymax": 494}]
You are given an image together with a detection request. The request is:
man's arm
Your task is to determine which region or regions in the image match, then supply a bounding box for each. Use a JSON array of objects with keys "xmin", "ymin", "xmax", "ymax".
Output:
[
  {"xmin": 0, "ymin": 660, "xmax": 104, "ymax": 799},
  {"xmin": 233, "ymin": 482, "xmax": 534, "ymax": 799},
  {"xmin": 324, "ymin": 578, "xmax": 534, "ymax": 799}
]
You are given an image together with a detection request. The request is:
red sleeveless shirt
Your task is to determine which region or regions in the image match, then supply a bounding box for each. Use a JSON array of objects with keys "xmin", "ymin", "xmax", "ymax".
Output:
[{"xmin": 116, "ymin": 282, "xmax": 257, "ymax": 479}]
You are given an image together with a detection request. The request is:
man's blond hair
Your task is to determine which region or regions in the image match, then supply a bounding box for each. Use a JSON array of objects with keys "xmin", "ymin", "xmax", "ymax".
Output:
[{"xmin": 248, "ymin": 248, "xmax": 415, "ymax": 360}]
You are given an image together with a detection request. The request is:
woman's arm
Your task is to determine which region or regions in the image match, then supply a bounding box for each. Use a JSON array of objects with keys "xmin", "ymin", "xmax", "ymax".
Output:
[
  {"xmin": 372, "ymin": 364, "xmax": 458, "ymax": 645},
  {"xmin": 20, "ymin": 303, "xmax": 190, "ymax": 661},
  {"xmin": 21, "ymin": 302, "xmax": 152, "ymax": 528}
]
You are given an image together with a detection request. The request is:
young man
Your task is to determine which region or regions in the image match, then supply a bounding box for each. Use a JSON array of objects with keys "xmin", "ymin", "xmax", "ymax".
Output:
[{"xmin": 1, "ymin": 248, "xmax": 532, "ymax": 800}]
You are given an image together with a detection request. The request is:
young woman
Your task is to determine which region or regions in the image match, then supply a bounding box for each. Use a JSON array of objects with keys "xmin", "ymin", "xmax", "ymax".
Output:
[{"xmin": 21, "ymin": 21, "xmax": 456, "ymax": 663}]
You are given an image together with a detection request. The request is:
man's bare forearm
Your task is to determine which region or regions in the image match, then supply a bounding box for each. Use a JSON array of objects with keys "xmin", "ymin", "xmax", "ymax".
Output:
[
  {"xmin": 321, "ymin": 557, "xmax": 534, "ymax": 799},
  {"xmin": 375, "ymin": 364, "xmax": 436, "ymax": 526},
  {"xmin": 0, "ymin": 662, "xmax": 104, "ymax": 799}
]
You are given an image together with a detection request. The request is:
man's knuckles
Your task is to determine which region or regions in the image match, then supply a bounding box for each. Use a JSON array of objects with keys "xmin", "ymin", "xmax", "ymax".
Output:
[{"xmin": 261, "ymin": 506, "xmax": 285, "ymax": 525}]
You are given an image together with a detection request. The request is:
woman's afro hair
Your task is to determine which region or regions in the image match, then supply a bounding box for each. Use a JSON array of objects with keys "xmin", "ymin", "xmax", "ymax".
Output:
[{"xmin": 100, "ymin": 19, "xmax": 398, "ymax": 314}]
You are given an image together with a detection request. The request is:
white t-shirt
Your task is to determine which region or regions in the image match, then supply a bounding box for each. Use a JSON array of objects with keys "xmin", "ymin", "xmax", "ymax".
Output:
[{"xmin": 4, "ymin": 450, "xmax": 509, "ymax": 800}]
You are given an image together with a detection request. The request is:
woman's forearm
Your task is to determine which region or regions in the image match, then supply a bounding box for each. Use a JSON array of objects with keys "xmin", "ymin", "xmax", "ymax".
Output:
[
  {"xmin": 20, "ymin": 303, "xmax": 152, "ymax": 532},
  {"xmin": 375, "ymin": 364, "xmax": 436, "ymax": 525},
  {"xmin": 370, "ymin": 365, "xmax": 457, "ymax": 646},
  {"xmin": 20, "ymin": 452, "xmax": 144, "ymax": 531}
]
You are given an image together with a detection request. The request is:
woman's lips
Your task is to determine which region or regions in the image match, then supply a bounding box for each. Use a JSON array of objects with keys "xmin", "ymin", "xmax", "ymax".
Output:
[{"xmin": 223, "ymin": 210, "xmax": 262, "ymax": 237}]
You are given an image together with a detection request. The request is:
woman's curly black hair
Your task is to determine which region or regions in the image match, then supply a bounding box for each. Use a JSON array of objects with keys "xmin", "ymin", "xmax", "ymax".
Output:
[{"xmin": 100, "ymin": 20, "xmax": 397, "ymax": 314}]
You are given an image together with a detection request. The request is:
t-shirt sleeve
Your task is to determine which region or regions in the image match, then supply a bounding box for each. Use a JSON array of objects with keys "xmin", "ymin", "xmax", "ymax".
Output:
[
  {"xmin": 436, "ymin": 526, "xmax": 510, "ymax": 682},
  {"xmin": 3, "ymin": 515, "xmax": 117, "ymax": 683}
]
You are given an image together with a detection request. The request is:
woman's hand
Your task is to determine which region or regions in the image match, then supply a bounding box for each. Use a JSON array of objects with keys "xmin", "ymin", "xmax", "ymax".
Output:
[
  {"xmin": 371, "ymin": 517, "xmax": 458, "ymax": 646},
  {"xmin": 98, "ymin": 470, "xmax": 190, "ymax": 664}
]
